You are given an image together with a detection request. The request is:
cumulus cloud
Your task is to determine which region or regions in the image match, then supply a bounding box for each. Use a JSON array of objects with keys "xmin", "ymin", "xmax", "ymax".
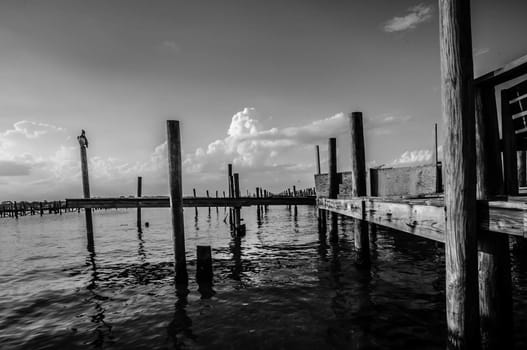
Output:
[
  {"xmin": 389, "ymin": 145, "xmax": 442, "ymax": 166},
  {"xmin": 383, "ymin": 3, "xmax": 433, "ymax": 33}
]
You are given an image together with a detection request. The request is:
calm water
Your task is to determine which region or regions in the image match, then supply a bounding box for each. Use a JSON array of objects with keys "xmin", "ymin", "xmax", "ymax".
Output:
[{"xmin": 1, "ymin": 205, "xmax": 527, "ymax": 349}]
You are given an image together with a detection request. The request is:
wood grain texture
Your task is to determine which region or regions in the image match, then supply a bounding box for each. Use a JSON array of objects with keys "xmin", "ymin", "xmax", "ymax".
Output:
[
  {"xmin": 167, "ymin": 120, "xmax": 188, "ymax": 284},
  {"xmin": 439, "ymin": 0, "xmax": 479, "ymax": 347},
  {"xmin": 78, "ymin": 131, "xmax": 93, "ymax": 242}
]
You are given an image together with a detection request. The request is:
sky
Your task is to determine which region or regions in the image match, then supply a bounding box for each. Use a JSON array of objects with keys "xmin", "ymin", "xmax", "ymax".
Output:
[{"xmin": 0, "ymin": 0, "xmax": 526, "ymax": 201}]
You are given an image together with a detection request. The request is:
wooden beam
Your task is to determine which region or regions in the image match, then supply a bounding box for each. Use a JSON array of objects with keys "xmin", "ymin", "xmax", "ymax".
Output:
[
  {"xmin": 475, "ymin": 83, "xmax": 513, "ymax": 349},
  {"xmin": 317, "ymin": 197, "xmax": 527, "ymax": 240},
  {"xmin": 439, "ymin": 0, "xmax": 479, "ymax": 347},
  {"xmin": 349, "ymin": 111, "xmax": 369, "ymax": 265},
  {"xmin": 77, "ymin": 130, "xmax": 93, "ymax": 248},
  {"xmin": 167, "ymin": 120, "xmax": 188, "ymax": 284},
  {"xmin": 66, "ymin": 196, "xmax": 315, "ymax": 209}
]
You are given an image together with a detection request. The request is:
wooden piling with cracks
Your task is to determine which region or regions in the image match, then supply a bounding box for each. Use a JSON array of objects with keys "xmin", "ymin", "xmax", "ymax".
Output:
[
  {"xmin": 439, "ymin": 0, "xmax": 479, "ymax": 347},
  {"xmin": 78, "ymin": 130, "xmax": 94, "ymax": 249},
  {"xmin": 167, "ymin": 120, "xmax": 188, "ymax": 285}
]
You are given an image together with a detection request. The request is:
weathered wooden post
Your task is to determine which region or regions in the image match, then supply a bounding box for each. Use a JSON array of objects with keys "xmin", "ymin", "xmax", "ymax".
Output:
[
  {"xmin": 77, "ymin": 130, "xmax": 94, "ymax": 248},
  {"xmin": 196, "ymin": 245, "xmax": 213, "ymax": 292},
  {"xmin": 14, "ymin": 201, "xmax": 18, "ymax": 219},
  {"xmin": 233, "ymin": 173, "xmax": 242, "ymax": 235},
  {"xmin": 167, "ymin": 120, "xmax": 188, "ymax": 284},
  {"xmin": 137, "ymin": 176, "xmax": 142, "ymax": 231},
  {"xmin": 439, "ymin": 1, "xmax": 479, "ymax": 347},
  {"xmin": 193, "ymin": 188, "xmax": 198, "ymax": 218},
  {"xmin": 349, "ymin": 112, "xmax": 369, "ymax": 265},
  {"xmin": 206, "ymin": 190, "xmax": 211, "ymax": 217},
  {"xmin": 228, "ymin": 164, "xmax": 234, "ymax": 228},
  {"xmin": 328, "ymin": 138, "xmax": 338, "ymax": 237},
  {"xmin": 315, "ymin": 145, "xmax": 321, "ymax": 175},
  {"xmin": 475, "ymin": 84, "xmax": 512, "ymax": 348},
  {"xmin": 215, "ymin": 190, "xmax": 219, "ymax": 214},
  {"xmin": 518, "ymin": 151, "xmax": 526, "ymax": 187}
]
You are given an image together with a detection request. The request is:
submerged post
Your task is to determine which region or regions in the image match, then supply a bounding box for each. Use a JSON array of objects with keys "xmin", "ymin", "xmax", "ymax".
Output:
[
  {"xmin": 439, "ymin": 0, "xmax": 479, "ymax": 348},
  {"xmin": 475, "ymin": 84, "xmax": 512, "ymax": 348},
  {"xmin": 167, "ymin": 120, "xmax": 188, "ymax": 284},
  {"xmin": 137, "ymin": 176, "xmax": 142, "ymax": 231},
  {"xmin": 77, "ymin": 129, "xmax": 94, "ymax": 248},
  {"xmin": 349, "ymin": 112, "xmax": 369, "ymax": 265}
]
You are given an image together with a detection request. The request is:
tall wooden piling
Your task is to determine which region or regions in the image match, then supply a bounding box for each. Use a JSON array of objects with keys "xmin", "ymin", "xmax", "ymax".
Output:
[
  {"xmin": 137, "ymin": 176, "xmax": 142, "ymax": 230},
  {"xmin": 233, "ymin": 173, "xmax": 241, "ymax": 232},
  {"xmin": 328, "ymin": 138, "xmax": 338, "ymax": 235},
  {"xmin": 228, "ymin": 164, "xmax": 234, "ymax": 228},
  {"xmin": 78, "ymin": 130, "xmax": 94, "ymax": 247},
  {"xmin": 475, "ymin": 85, "xmax": 513, "ymax": 348},
  {"xmin": 167, "ymin": 120, "xmax": 188, "ymax": 284},
  {"xmin": 328, "ymin": 138, "xmax": 338, "ymax": 199},
  {"xmin": 315, "ymin": 145, "xmax": 321, "ymax": 175},
  {"xmin": 193, "ymin": 188, "xmax": 198, "ymax": 218},
  {"xmin": 349, "ymin": 112, "xmax": 369, "ymax": 265},
  {"xmin": 439, "ymin": 1, "xmax": 479, "ymax": 347}
]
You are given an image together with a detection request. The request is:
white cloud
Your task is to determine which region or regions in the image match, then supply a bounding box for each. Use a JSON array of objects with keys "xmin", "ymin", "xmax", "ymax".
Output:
[
  {"xmin": 389, "ymin": 145, "xmax": 442, "ymax": 166},
  {"xmin": 384, "ymin": 3, "xmax": 433, "ymax": 33}
]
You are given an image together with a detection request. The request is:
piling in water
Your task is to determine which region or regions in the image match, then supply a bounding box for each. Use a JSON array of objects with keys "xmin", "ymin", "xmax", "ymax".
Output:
[{"xmin": 167, "ymin": 120, "xmax": 188, "ymax": 285}]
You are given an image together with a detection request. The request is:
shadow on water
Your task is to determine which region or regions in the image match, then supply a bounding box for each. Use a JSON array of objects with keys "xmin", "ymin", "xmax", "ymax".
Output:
[
  {"xmin": 167, "ymin": 283, "xmax": 195, "ymax": 350},
  {"xmin": 324, "ymin": 215, "xmax": 374, "ymax": 349},
  {"xmin": 229, "ymin": 236, "xmax": 244, "ymax": 284}
]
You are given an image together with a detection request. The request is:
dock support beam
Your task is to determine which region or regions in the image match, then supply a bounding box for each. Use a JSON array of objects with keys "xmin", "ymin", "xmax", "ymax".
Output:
[
  {"xmin": 475, "ymin": 85, "xmax": 513, "ymax": 347},
  {"xmin": 137, "ymin": 176, "xmax": 142, "ymax": 231},
  {"xmin": 78, "ymin": 130, "xmax": 94, "ymax": 249},
  {"xmin": 167, "ymin": 120, "xmax": 188, "ymax": 285},
  {"xmin": 328, "ymin": 138, "xmax": 339, "ymax": 237},
  {"xmin": 439, "ymin": 0, "xmax": 479, "ymax": 348},
  {"xmin": 349, "ymin": 112, "xmax": 369, "ymax": 266}
]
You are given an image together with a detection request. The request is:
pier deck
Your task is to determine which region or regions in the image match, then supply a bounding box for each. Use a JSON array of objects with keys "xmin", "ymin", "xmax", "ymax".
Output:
[
  {"xmin": 66, "ymin": 196, "xmax": 315, "ymax": 209},
  {"xmin": 318, "ymin": 195, "xmax": 527, "ymax": 242}
]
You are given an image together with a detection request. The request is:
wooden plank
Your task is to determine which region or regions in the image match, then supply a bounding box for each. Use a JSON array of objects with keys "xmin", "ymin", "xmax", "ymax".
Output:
[
  {"xmin": 317, "ymin": 198, "xmax": 527, "ymax": 239},
  {"xmin": 167, "ymin": 120, "xmax": 188, "ymax": 284}
]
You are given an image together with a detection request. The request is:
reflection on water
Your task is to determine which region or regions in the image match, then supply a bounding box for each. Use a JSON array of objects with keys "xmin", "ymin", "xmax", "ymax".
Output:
[
  {"xmin": 1, "ymin": 206, "xmax": 527, "ymax": 349},
  {"xmin": 85, "ymin": 252, "xmax": 115, "ymax": 348}
]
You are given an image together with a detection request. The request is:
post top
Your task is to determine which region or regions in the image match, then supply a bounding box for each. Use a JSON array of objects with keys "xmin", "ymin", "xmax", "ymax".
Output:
[{"xmin": 77, "ymin": 129, "xmax": 89, "ymax": 148}]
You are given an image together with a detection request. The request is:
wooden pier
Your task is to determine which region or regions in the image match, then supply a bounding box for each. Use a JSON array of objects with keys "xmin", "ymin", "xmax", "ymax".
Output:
[
  {"xmin": 66, "ymin": 196, "xmax": 315, "ymax": 209},
  {"xmin": 20, "ymin": 1, "xmax": 525, "ymax": 348}
]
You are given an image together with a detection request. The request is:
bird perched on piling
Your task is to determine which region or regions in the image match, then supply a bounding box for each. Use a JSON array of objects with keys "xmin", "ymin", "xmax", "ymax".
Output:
[{"xmin": 77, "ymin": 129, "xmax": 89, "ymax": 148}]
